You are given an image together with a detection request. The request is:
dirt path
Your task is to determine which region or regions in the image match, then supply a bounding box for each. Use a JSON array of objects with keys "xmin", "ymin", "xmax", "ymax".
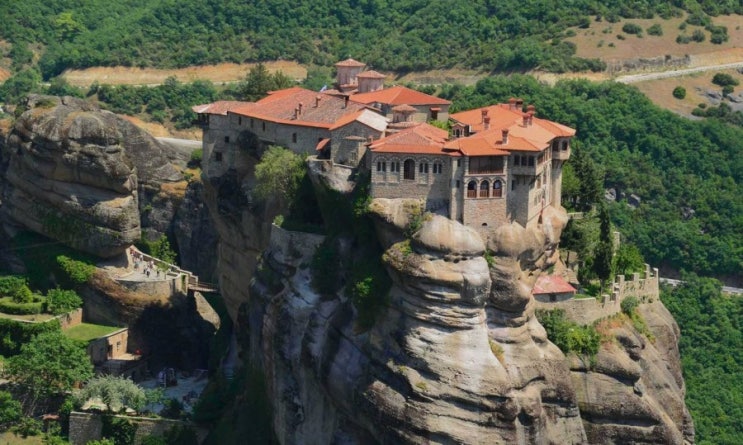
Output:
[{"xmin": 616, "ymin": 61, "xmax": 743, "ymax": 84}]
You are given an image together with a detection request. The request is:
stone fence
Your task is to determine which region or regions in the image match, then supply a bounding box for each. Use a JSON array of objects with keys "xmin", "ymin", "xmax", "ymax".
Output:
[
  {"xmin": 115, "ymin": 248, "xmax": 200, "ymax": 298},
  {"xmin": 68, "ymin": 411, "xmax": 196, "ymax": 445},
  {"xmin": 534, "ymin": 264, "xmax": 659, "ymax": 325},
  {"xmin": 4, "ymin": 307, "xmax": 83, "ymax": 327}
]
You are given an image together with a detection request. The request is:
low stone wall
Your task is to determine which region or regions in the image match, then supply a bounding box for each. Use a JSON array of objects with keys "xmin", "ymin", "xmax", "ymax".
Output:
[
  {"xmin": 58, "ymin": 308, "xmax": 83, "ymax": 329},
  {"xmin": 535, "ymin": 264, "xmax": 659, "ymax": 325},
  {"xmin": 534, "ymin": 296, "xmax": 620, "ymax": 325},
  {"xmin": 69, "ymin": 412, "xmax": 191, "ymax": 445},
  {"xmin": 116, "ymin": 279, "xmax": 176, "ymax": 299}
]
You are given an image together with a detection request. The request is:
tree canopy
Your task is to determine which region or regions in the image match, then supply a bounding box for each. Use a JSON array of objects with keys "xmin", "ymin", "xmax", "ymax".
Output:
[{"xmin": 4, "ymin": 330, "xmax": 94, "ymax": 413}]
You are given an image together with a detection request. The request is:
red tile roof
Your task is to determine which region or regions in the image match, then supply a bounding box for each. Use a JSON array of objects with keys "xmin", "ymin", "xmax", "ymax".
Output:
[
  {"xmin": 192, "ymin": 101, "xmax": 248, "ymax": 115},
  {"xmin": 532, "ymin": 275, "xmax": 577, "ymax": 296},
  {"xmin": 228, "ymin": 87, "xmax": 368, "ymax": 129},
  {"xmin": 350, "ymin": 85, "xmax": 451, "ymax": 106},
  {"xmin": 335, "ymin": 58, "xmax": 366, "ymax": 67},
  {"xmin": 369, "ymin": 123, "xmax": 452, "ymax": 155},
  {"xmin": 357, "ymin": 70, "xmax": 386, "ymax": 79},
  {"xmin": 450, "ymin": 103, "xmax": 575, "ymax": 152}
]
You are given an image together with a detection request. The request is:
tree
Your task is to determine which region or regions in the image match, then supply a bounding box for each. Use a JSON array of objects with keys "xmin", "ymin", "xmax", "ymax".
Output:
[
  {"xmin": 570, "ymin": 147, "xmax": 603, "ymax": 211},
  {"xmin": 672, "ymin": 86, "xmax": 686, "ymax": 99},
  {"xmin": 254, "ymin": 146, "xmax": 306, "ymax": 210},
  {"xmin": 614, "ymin": 242, "xmax": 645, "ymax": 276},
  {"xmin": 712, "ymin": 73, "xmax": 739, "ymax": 87},
  {"xmin": 5, "ymin": 330, "xmax": 93, "ymax": 414},
  {"xmin": 237, "ymin": 64, "xmax": 294, "ymax": 101},
  {"xmin": 0, "ymin": 390, "xmax": 22, "ymax": 431},
  {"xmin": 74, "ymin": 375, "xmax": 148, "ymax": 414},
  {"xmin": 593, "ymin": 204, "xmax": 614, "ymax": 290}
]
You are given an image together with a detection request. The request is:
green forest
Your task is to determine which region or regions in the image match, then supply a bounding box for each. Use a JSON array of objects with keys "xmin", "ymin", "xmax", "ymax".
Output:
[{"xmin": 1, "ymin": 0, "xmax": 742, "ymax": 78}]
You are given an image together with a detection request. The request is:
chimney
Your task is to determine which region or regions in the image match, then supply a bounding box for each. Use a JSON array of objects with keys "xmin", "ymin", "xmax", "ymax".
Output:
[
  {"xmin": 502, "ymin": 129, "xmax": 509, "ymax": 145},
  {"xmin": 481, "ymin": 109, "xmax": 488, "ymax": 123},
  {"xmin": 484, "ymin": 116, "xmax": 491, "ymax": 130},
  {"xmin": 526, "ymin": 104, "xmax": 536, "ymax": 114},
  {"xmin": 294, "ymin": 107, "xmax": 299, "ymax": 119},
  {"xmin": 527, "ymin": 111, "xmax": 534, "ymax": 126},
  {"xmin": 298, "ymin": 102, "xmax": 303, "ymax": 115},
  {"xmin": 508, "ymin": 97, "xmax": 516, "ymax": 109},
  {"xmin": 315, "ymin": 95, "xmax": 321, "ymax": 108},
  {"xmin": 515, "ymin": 98, "xmax": 524, "ymax": 109},
  {"xmin": 523, "ymin": 114, "xmax": 529, "ymax": 126},
  {"xmin": 344, "ymin": 96, "xmax": 349, "ymax": 108}
]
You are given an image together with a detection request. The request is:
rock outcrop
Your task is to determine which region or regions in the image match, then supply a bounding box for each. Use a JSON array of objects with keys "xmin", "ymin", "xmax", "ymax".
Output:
[
  {"xmin": 0, "ymin": 95, "xmax": 183, "ymax": 257},
  {"xmin": 240, "ymin": 189, "xmax": 693, "ymax": 444}
]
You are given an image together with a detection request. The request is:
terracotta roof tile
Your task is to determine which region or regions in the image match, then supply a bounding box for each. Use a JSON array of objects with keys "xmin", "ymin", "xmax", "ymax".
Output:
[
  {"xmin": 351, "ymin": 85, "xmax": 451, "ymax": 106},
  {"xmin": 229, "ymin": 87, "xmax": 367, "ymax": 129},
  {"xmin": 335, "ymin": 58, "xmax": 366, "ymax": 67},
  {"xmin": 357, "ymin": 70, "xmax": 386, "ymax": 79},
  {"xmin": 191, "ymin": 101, "xmax": 249, "ymax": 115},
  {"xmin": 370, "ymin": 123, "xmax": 450, "ymax": 155},
  {"xmin": 532, "ymin": 275, "xmax": 577, "ymax": 295}
]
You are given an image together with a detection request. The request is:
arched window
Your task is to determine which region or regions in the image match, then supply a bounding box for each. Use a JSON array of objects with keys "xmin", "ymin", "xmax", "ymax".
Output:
[
  {"xmin": 403, "ymin": 159, "xmax": 415, "ymax": 180},
  {"xmin": 479, "ymin": 180, "xmax": 490, "ymax": 198},
  {"xmin": 493, "ymin": 180, "xmax": 503, "ymax": 197},
  {"xmin": 467, "ymin": 181, "xmax": 477, "ymax": 198}
]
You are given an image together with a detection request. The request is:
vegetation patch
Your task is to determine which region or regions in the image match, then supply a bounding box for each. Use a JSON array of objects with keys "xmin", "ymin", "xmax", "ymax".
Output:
[
  {"xmin": 536, "ymin": 309, "xmax": 601, "ymax": 359},
  {"xmin": 62, "ymin": 323, "xmax": 120, "ymax": 342}
]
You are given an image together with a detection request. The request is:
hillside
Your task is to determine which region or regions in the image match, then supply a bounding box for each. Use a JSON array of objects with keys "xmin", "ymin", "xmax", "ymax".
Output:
[{"xmin": 2, "ymin": 0, "xmax": 742, "ymax": 81}]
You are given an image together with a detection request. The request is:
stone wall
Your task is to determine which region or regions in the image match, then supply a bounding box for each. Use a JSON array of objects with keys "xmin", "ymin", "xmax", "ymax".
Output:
[
  {"xmin": 534, "ymin": 264, "xmax": 660, "ymax": 325},
  {"xmin": 88, "ymin": 328, "xmax": 129, "ymax": 365},
  {"xmin": 371, "ymin": 153, "xmax": 451, "ymax": 210},
  {"xmin": 58, "ymin": 308, "xmax": 83, "ymax": 329},
  {"xmin": 68, "ymin": 412, "xmax": 192, "ymax": 445},
  {"xmin": 330, "ymin": 120, "xmax": 383, "ymax": 167}
]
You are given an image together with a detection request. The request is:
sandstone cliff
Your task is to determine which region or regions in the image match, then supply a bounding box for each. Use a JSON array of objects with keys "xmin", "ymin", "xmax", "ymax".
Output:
[
  {"xmin": 0, "ymin": 95, "xmax": 183, "ymax": 257},
  {"xmin": 205, "ymin": 158, "xmax": 693, "ymax": 443}
]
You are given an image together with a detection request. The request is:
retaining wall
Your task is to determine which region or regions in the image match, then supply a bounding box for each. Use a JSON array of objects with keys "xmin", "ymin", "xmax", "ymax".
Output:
[{"xmin": 69, "ymin": 412, "xmax": 191, "ymax": 445}]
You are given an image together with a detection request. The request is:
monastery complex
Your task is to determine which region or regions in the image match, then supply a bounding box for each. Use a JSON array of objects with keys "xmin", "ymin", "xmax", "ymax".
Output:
[{"xmin": 194, "ymin": 58, "xmax": 575, "ymax": 232}]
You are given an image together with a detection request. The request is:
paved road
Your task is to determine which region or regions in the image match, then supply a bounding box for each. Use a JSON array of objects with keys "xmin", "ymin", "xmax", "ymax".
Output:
[
  {"xmin": 615, "ymin": 61, "xmax": 743, "ymax": 84},
  {"xmin": 659, "ymin": 277, "xmax": 743, "ymax": 295}
]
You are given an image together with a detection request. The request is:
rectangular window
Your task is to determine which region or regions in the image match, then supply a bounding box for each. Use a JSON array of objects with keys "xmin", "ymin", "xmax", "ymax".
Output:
[
  {"xmin": 292, "ymin": 133, "xmax": 297, "ymax": 143},
  {"xmin": 215, "ymin": 152, "xmax": 223, "ymax": 162},
  {"xmin": 433, "ymin": 163, "xmax": 442, "ymax": 174},
  {"xmin": 512, "ymin": 180, "xmax": 515, "ymax": 190},
  {"xmin": 224, "ymin": 136, "xmax": 230, "ymax": 143},
  {"xmin": 238, "ymin": 117, "xmax": 242, "ymax": 125},
  {"xmin": 456, "ymin": 180, "xmax": 460, "ymax": 188},
  {"xmin": 457, "ymin": 159, "xmax": 461, "ymax": 167},
  {"xmin": 419, "ymin": 163, "xmax": 429, "ymax": 174},
  {"xmin": 514, "ymin": 155, "xmax": 520, "ymax": 166},
  {"xmin": 528, "ymin": 156, "xmax": 535, "ymax": 166},
  {"xmin": 262, "ymin": 122, "xmax": 266, "ymax": 131},
  {"xmin": 377, "ymin": 161, "xmax": 386, "ymax": 172},
  {"xmin": 251, "ymin": 119, "xmax": 254, "ymax": 128},
  {"xmin": 390, "ymin": 162, "xmax": 399, "ymax": 172}
]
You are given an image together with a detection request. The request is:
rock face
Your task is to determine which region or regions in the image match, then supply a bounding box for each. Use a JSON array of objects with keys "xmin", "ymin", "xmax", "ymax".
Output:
[
  {"xmin": 240, "ymin": 191, "xmax": 693, "ymax": 444},
  {"xmin": 0, "ymin": 95, "xmax": 183, "ymax": 257}
]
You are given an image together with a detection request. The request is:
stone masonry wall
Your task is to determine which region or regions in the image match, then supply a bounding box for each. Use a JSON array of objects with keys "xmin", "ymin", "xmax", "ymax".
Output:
[
  {"xmin": 59, "ymin": 308, "xmax": 83, "ymax": 329},
  {"xmin": 68, "ymin": 412, "xmax": 192, "ymax": 445},
  {"xmin": 371, "ymin": 153, "xmax": 451, "ymax": 212},
  {"xmin": 534, "ymin": 264, "xmax": 660, "ymax": 325},
  {"xmin": 330, "ymin": 121, "xmax": 384, "ymax": 166}
]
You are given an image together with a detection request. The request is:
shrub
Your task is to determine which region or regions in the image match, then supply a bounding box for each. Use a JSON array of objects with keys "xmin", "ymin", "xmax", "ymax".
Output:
[
  {"xmin": 722, "ymin": 85, "xmax": 734, "ymax": 96},
  {"xmin": 676, "ymin": 34, "xmax": 691, "ymax": 44},
  {"xmin": 45, "ymin": 288, "xmax": 83, "ymax": 315},
  {"xmin": 691, "ymin": 29, "xmax": 706, "ymax": 42},
  {"xmin": 188, "ymin": 149, "xmax": 202, "ymax": 168},
  {"xmin": 621, "ymin": 296, "xmax": 640, "ymax": 315},
  {"xmin": 616, "ymin": 34, "xmax": 625, "ymax": 40},
  {"xmin": 647, "ymin": 24, "xmax": 663, "ymax": 36},
  {"xmin": 0, "ymin": 276, "xmax": 33, "ymax": 303},
  {"xmin": 712, "ymin": 73, "xmax": 739, "ymax": 87},
  {"xmin": 0, "ymin": 297, "xmax": 44, "ymax": 315},
  {"xmin": 622, "ymin": 23, "xmax": 642, "ymax": 35},
  {"xmin": 536, "ymin": 309, "xmax": 601, "ymax": 358},
  {"xmin": 101, "ymin": 415, "xmax": 136, "ymax": 445},
  {"xmin": 0, "ymin": 391, "xmax": 22, "ymax": 431},
  {"xmin": 672, "ymin": 86, "xmax": 686, "ymax": 99},
  {"xmin": 11, "ymin": 416, "xmax": 42, "ymax": 437},
  {"xmin": 57, "ymin": 255, "xmax": 96, "ymax": 284}
]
